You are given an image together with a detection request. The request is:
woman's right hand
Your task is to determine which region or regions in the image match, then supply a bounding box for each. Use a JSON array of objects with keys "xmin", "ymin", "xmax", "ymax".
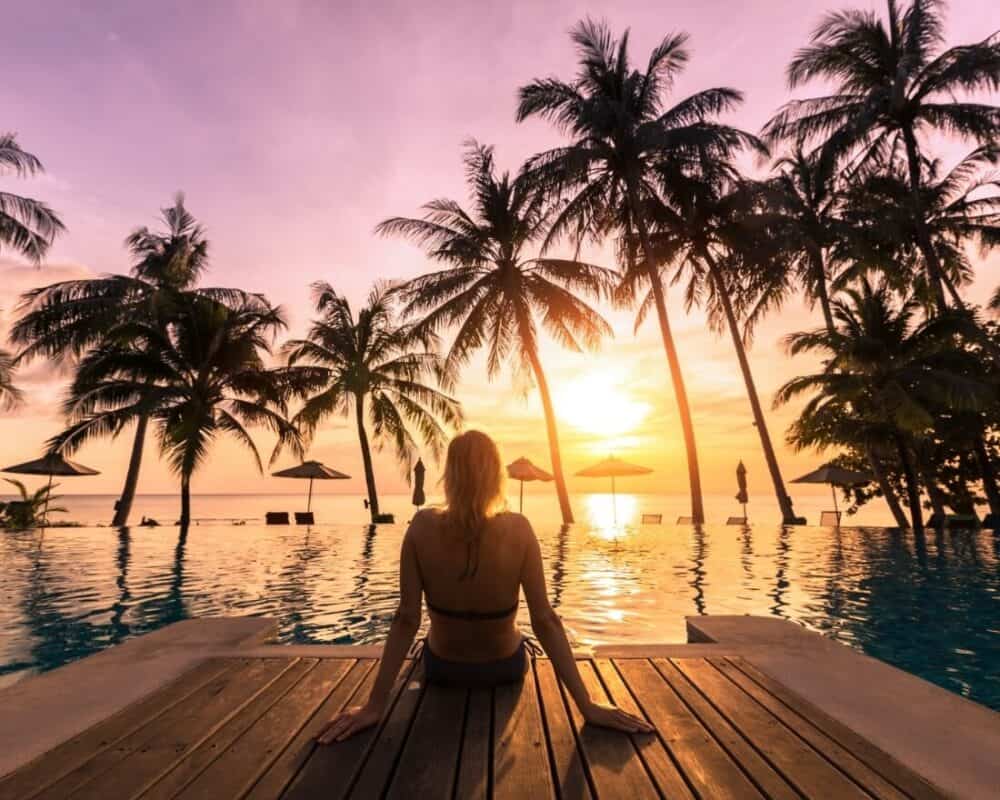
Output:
[{"xmin": 582, "ymin": 701, "xmax": 655, "ymax": 733}]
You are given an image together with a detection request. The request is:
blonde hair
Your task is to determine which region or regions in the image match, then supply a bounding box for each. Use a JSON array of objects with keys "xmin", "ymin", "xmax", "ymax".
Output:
[{"xmin": 442, "ymin": 430, "xmax": 506, "ymax": 578}]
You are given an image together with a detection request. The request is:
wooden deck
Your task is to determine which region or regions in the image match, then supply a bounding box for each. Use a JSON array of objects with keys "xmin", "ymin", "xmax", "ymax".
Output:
[{"xmin": 0, "ymin": 655, "xmax": 946, "ymax": 800}]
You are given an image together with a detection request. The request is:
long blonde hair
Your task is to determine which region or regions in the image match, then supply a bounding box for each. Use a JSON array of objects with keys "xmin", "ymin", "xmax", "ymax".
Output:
[{"xmin": 442, "ymin": 430, "xmax": 506, "ymax": 578}]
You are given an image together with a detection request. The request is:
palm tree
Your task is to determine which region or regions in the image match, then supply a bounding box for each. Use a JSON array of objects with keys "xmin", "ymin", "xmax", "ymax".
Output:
[
  {"xmin": 763, "ymin": 0, "xmax": 1000, "ymax": 313},
  {"xmin": 1, "ymin": 479, "xmax": 66, "ymax": 529},
  {"xmin": 776, "ymin": 282, "xmax": 990, "ymax": 532},
  {"xmin": 284, "ymin": 282, "xmax": 462, "ymax": 523},
  {"xmin": 11, "ymin": 196, "xmax": 257, "ymax": 526},
  {"xmin": 0, "ymin": 133, "xmax": 64, "ymax": 262},
  {"xmin": 0, "ymin": 348, "xmax": 20, "ymax": 411},
  {"xmin": 516, "ymin": 19, "xmax": 762, "ymax": 523},
  {"xmin": 49, "ymin": 295, "xmax": 304, "ymax": 526},
  {"xmin": 627, "ymin": 158, "xmax": 799, "ymax": 523},
  {"xmin": 376, "ymin": 143, "xmax": 615, "ymax": 524}
]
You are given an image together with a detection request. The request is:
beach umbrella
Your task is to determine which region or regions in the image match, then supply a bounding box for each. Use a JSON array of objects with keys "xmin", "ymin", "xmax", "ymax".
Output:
[
  {"xmin": 735, "ymin": 460, "xmax": 749, "ymax": 518},
  {"xmin": 3, "ymin": 452, "xmax": 100, "ymax": 525},
  {"xmin": 272, "ymin": 460, "xmax": 350, "ymax": 512},
  {"xmin": 412, "ymin": 459, "xmax": 426, "ymax": 508},
  {"xmin": 506, "ymin": 457, "xmax": 553, "ymax": 513},
  {"xmin": 575, "ymin": 456, "xmax": 652, "ymax": 523},
  {"xmin": 791, "ymin": 464, "xmax": 873, "ymax": 519}
]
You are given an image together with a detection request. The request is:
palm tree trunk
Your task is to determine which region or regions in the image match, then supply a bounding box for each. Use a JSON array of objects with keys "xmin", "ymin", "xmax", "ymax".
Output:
[
  {"xmin": 525, "ymin": 346, "xmax": 574, "ymax": 523},
  {"xmin": 973, "ymin": 431, "xmax": 1000, "ymax": 518},
  {"xmin": 901, "ymin": 129, "xmax": 948, "ymax": 314},
  {"xmin": 354, "ymin": 393, "xmax": 380, "ymax": 522},
  {"xmin": 811, "ymin": 249, "xmax": 836, "ymax": 333},
  {"xmin": 179, "ymin": 472, "xmax": 191, "ymax": 528},
  {"xmin": 864, "ymin": 442, "xmax": 909, "ymax": 528},
  {"xmin": 111, "ymin": 413, "xmax": 149, "ymax": 527},
  {"xmin": 893, "ymin": 432, "xmax": 924, "ymax": 534},
  {"xmin": 629, "ymin": 187, "xmax": 705, "ymax": 524},
  {"xmin": 701, "ymin": 250, "xmax": 798, "ymax": 524}
]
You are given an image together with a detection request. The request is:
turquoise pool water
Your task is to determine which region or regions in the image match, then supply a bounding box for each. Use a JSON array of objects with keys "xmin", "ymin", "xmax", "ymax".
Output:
[{"xmin": 1, "ymin": 521, "xmax": 997, "ymax": 709}]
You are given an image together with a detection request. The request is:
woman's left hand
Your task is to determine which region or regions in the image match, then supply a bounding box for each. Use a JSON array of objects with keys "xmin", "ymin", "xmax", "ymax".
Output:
[{"xmin": 315, "ymin": 703, "xmax": 383, "ymax": 744}]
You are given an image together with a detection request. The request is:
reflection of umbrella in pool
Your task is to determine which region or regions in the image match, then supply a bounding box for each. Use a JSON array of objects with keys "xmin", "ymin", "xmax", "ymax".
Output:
[
  {"xmin": 575, "ymin": 456, "xmax": 652, "ymax": 523},
  {"xmin": 735, "ymin": 460, "xmax": 749, "ymax": 519},
  {"xmin": 3, "ymin": 452, "xmax": 100, "ymax": 526},
  {"xmin": 507, "ymin": 457, "xmax": 553, "ymax": 513},
  {"xmin": 791, "ymin": 464, "xmax": 873, "ymax": 522},
  {"xmin": 412, "ymin": 459, "xmax": 426, "ymax": 508},
  {"xmin": 272, "ymin": 460, "xmax": 350, "ymax": 513}
]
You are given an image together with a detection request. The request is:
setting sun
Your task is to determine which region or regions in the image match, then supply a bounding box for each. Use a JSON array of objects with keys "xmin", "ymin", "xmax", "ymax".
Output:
[{"xmin": 554, "ymin": 369, "xmax": 651, "ymax": 443}]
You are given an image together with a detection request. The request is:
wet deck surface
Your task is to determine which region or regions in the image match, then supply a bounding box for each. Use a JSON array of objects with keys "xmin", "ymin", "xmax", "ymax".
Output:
[{"xmin": 0, "ymin": 655, "xmax": 946, "ymax": 799}]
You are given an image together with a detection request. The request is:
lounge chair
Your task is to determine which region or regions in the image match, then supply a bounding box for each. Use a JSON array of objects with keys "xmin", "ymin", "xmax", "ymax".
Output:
[
  {"xmin": 373, "ymin": 512, "xmax": 395, "ymax": 524},
  {"xmin": 294, "ymin": 512, "xmax": 315, "ymax": 525},
  {"xmin": 640, "ymin": 513, "xmax": 663, "ymax": 524},
  {"xmin": 726, "ymin": 516, "xmax": 747, "ymax": 525},
  {"xmin": 265, "ymin": 512, "xmax": 290, "ymax": 525},
  {"xmin": 981, "ymin": 513, "xmax": 998, "ymax": 530},
  {"xmin": 946, "ymin": 514, "xmax": 979, "ymax": 530},
  {"xmin": 675, "ymin": 515, "xmax": 693, "ymax": 524},
  {"xmin": 820, "ymin": 511, "xmax": 841, "ymax": 527}
]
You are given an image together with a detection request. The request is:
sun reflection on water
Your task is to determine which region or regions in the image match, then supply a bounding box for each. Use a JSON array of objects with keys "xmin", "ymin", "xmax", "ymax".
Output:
[{"xmin": 583, "ymin": 492, "xmax": 639, "ymax": 537}]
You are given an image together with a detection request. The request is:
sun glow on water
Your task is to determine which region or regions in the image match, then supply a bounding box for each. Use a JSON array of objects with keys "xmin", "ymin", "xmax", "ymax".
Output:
[{"xmin": 583, "ymin": 492, "xmax": 638, "ymax": 537}]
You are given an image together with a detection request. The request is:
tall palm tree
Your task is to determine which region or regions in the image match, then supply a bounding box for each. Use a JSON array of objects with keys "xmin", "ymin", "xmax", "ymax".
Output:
[
  {"xmin": 763, "ymin": 0, "xmax": 1000, "ymax": 313},
  {"xmin": 776, "ymin": 282, "xmax": 990, "ymax": 532},
  {"xmin": 0, "ymin": 133, "xmax": 64, "ymax": 262},
  {"xmin": 377, "ymin": 143, "xmax": 615, "ymax": 524},
  {"xmin": 627, "ymin": 159, "xmax": 800, "ymax": 523},
  {"xmin": 284, "ymin": 282, "xmax": 462, "ymax": 523},
  {"xmin": 0, "ymin": 347, "xmax": 20, "ymax": 411},
  {"xmin": 11, "ymin": 196, "xmax": 257, "ymax": 526},
  {"xmin": 516, "ymin": 19, "xmax": 762, "ymax": 523},
  {"xmin": 49, "ymin": 295, "xmax": 304, "ymax": 526}
]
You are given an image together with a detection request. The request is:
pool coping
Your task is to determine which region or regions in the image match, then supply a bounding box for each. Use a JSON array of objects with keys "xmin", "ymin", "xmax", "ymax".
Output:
[{"xmin": 0, "ymin": 615, "xmax": 997, "ymax": 798}]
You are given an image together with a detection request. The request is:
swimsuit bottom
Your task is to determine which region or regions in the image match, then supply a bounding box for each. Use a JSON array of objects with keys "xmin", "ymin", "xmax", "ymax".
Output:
[{"xmin": 420, "ymin": 638, "xmax": 540, "ymax": 688}]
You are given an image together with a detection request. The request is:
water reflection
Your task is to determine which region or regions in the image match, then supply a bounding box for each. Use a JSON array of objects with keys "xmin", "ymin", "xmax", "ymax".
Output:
[
  {"xmin": 583, "ymin": 493, "xmax": 638, "ymax": 535},
  {"xmin": 0, "ymin": 515, "xmax": 997, "ymax": 709}
]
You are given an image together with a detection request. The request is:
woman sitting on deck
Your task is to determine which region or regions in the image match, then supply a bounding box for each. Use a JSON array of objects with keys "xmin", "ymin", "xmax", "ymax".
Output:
[{"xmin": 318, "ymin": 429, "xmax": 652, "ymax": 743}]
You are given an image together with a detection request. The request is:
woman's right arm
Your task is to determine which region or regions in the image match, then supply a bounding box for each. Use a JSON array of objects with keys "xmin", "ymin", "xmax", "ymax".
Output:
[{"xmin": 520, "ymin": 521, "xmax": 652, "ymax": 734}]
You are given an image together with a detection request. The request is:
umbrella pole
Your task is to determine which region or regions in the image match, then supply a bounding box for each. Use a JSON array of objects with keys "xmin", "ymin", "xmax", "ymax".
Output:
[
  {"xmin": 42, "ymin": 472, "xmax": 53, "ymax": 528},
  {"xmin": 308, "ymin": 477, "xmax": 314, "ymax": 514},
  {"xmin": 611, "ymin": 475, "xmax": 617, "ymax": 525},
  {"xmin": 519, "ymin": 480, "xmax": 524, "ymax": 513},
  {"xmin": 831, "ymin": 483, "xmax": 839, "ymax": 525}
]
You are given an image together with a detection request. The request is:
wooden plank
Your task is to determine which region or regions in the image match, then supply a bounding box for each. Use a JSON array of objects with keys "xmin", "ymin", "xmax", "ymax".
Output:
[
  {"xmin": 714, "ymin": 658, "xmax": 935, "ymax": 800},
  {"xmin": 280, "ymin": 659, "xmax": 420, "ymax": 800},
  {"xmin": 385, "ymin": 684, "xmax": 467, "ymax": 799},
  {"xmin": 671, "ymin": 658, "xmax": 869, "ymax": 799},
  {"xmin": 43, "ymin": 659, "xmax": 295, "ymax": 800},
  {"xmin": 651, "ymin": 659, "xmax": 799, "ymax": 800},
  {"xmin": 453, "ymin": 689, "xmax": 492, "ymax": 800},
  {"xmin": 534, "ymin": 661, "xmax": 591, "ymax": 800},
  {"xmin": 612, "ymin": 659, "xmax": 763, "ymax": 800},
  {"xmin": 0, "ymin": 658, "xmax": 231, "ymax": 800},
  {"xmin": 140, "ymin": 658, "xmax": 320, "ymax": 800},
  {"xmin": 493, "ymin": 666, "xmax": 555, "ymax": 800},
  {"xmin": 562, "ymin": 660, "xmax": 659, "ymax": 800},
  {"xmin": 593, "ymin": 659, "xmax": 696, "ymax": 799},
  {"xmin": 727, "ymin": 658, "xmax": 948, "ymax": 800},
  {"xmin": 244, "ymin": 659, "xmax": 375, "ymax": 800}
]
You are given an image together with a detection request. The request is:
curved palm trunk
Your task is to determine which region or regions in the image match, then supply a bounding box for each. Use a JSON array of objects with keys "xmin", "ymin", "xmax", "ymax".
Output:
[
  {"xmin": 810, "ymin": 249, "xmax": 836, "ymax": 333},
  {"xmin": 354, "ymin": 393, "xmax": 380, "ymax": 522},
  {"xmin": 893, "ymin": 432, "xmax": 924, "ymax": 534},
  {"xmin": 864, "ymin": 442, "xmax": 909, "ymax": 528},
  {"xmin": 701, "ymin": 250, "xmax": 798, "ymax": 524},
  {"xmin": 111, "ymin": 414, "xmax": 149, "ymax": 527},
  {"xmin": 630, "ymin": 192, "xmax": 705, "ymax": 524},
  {"xmin": 901, "ymin": 129, "xmax": 948, "ymax": 314},
  {"xmin": 973, "ymin": 431, "xmax": 1000, "ymax": 519},
  {"xmin": 179, "ymin": 472, "xmax": 191, "ymax": 528},
  {"xmin": 525, "ymin": 347, "xmax": 574, "ymax": 523}
]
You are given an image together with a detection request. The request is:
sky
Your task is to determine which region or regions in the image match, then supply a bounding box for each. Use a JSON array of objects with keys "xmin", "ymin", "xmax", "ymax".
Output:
[{"xmin": 1, "ymin": 0, "xmax": 997, "ymax": 514}]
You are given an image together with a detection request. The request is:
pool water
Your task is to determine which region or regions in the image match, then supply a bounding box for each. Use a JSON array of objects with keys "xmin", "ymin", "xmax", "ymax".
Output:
[{"xmin": 1, "ymin": 522, "xmax": 997, "ymax": 709}]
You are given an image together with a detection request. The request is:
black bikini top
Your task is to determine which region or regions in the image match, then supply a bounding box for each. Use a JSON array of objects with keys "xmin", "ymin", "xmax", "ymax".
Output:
[{"xmin": 426, "ymin": 599, "xmax": 518, "ymax": 620}]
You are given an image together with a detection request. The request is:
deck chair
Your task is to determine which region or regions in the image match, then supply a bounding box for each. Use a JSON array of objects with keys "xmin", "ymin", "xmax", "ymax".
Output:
[
  {"xmin": 675, "ymin": 515, "xmax": 693, "ymax": 524},
  {"xmin": 726, "ymin": 516, "xmax": 747, "ymax": 525},
  {"xmin": 946, "ymin": 514, "xmax": 979, "ymax": 530},
  {"xmin": 640, "ymin": 513, "xmax": 663, "ymax": 524},
  {"xmin": 981, "ymin": 513, "xmax": 998, "ymax": 530},
  {"xmin": 820, "ymin": 511, "xmax": 841, "ymax": 526},
  {"xmin": 265, "ymin": 512, "xmax": 290, "ymax": 525},
  {"xmin": 294, "ymin": 512, "xmax": 315, "ymax": 525}
]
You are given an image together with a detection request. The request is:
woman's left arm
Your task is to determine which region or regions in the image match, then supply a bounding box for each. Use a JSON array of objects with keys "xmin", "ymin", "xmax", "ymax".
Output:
[{"xmin": 316, "ymin": 523, "xmax": 424, "ymax": 744}]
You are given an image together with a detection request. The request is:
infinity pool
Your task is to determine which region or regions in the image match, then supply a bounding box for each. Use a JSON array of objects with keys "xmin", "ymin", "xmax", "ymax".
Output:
[{"xmin": 1, "ymin": 523, "xmax": 997, "ymax": 709}]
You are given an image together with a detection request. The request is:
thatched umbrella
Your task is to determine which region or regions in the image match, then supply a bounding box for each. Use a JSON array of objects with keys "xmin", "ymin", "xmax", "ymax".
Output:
[
  {"xmin": 791, "ymin": 464, "xmax": 873, "ymax": 520},
  {"xmin": 735, "ymin": 460, "xmax": 749, "ymax": 519},
  {"xmin": 507, "ymin": 457, "xmax": 553, "ymax": 513},
  {"xmin": 575, "ymin": 456, "xmax": 652, "ymax": 523},
  {"xmin": 3, "ymin": 453, "xmax": 100, "ymax": 525},
  {"xmin": 272, "ymin": 460, "xmax": 350, "ymax": 512}
]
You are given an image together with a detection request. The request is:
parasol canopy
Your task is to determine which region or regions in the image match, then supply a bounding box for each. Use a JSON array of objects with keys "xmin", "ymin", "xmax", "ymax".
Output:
[
  {"xmin": 506, "ymin": 457, "xmax": 553, "ymax": 512},
  {"xmin": 412, "ymin": 459, "xmax": 426, "ymax": 507},
  {"xmin": 735, "ymin": 460, "xmax": 749, "ymax": 506},
  {"xmin": 791, "ymin": 464, "xmax": 873, "ymax": 521},
  {"xmin": 575, "ymin": 456, "xmax": 652, "ymax": 523},
  {"xmin": 272, "ymin": 460, "xmax": 350, "ymax": 513},
  {"xmin": 3, "ymin": 452, "xmax": 100, "ymax": 526}
]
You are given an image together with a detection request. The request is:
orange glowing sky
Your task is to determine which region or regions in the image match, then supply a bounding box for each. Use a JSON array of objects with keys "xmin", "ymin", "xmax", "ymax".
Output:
[{"xmin": 1, "ymin": 0, "xmax": 997, "ymax": 507}]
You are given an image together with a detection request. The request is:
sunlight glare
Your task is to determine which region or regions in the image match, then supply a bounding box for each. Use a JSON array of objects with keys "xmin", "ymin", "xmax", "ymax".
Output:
[{"xmin": 554, "ymin": 369, "xmax": 651, "ymax": 442}]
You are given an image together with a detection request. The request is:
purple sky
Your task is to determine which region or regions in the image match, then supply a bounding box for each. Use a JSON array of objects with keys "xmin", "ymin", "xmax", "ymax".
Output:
[{"xmin": 1, "ymin": 0, "xmax": 997, "ymax": 510}]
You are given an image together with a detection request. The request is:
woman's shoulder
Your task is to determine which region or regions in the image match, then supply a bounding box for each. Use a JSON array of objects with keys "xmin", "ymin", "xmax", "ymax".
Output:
[{"xmin": 491, "ymin": 510, "xmax": 532, "ymax": 535}]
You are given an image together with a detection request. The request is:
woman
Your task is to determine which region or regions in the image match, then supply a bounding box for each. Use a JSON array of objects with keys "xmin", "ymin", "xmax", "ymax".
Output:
[{"xmin": 317, "ymin": 429, "xmax": 652, "ymax": 743}]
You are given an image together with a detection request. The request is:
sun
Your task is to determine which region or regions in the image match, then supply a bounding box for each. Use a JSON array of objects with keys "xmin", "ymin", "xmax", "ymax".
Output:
[{"xmin": 554, "ymin": 369, "xmax": 651, "ymax": 441}]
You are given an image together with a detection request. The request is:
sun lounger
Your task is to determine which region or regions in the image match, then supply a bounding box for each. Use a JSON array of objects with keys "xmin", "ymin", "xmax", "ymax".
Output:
[
  {"xmin": 675, "ymin": 515, "xmax": 693, "ymax": 524},
  {"xmin": 946, "ymin": 513, "xmax": 979, "ymax": 529},
  {"xmin": 265, "ymin": 512, "xmax": 290, "ymax": 525},
  {"xmin": 294, "ymin": 512, "xmax": 315, "ymax": 525},
  {"xmin": 981, "ymin": 513, "xmax": 998, "ymax": 529},
  {"xmin": 820, "ymin": 511, "xmax": 841, "ymax": 526},
  {"xmin": 640, "ymin": 513, "xmax": 662, "ymax": 524},
  {"xmin": 726, "ymin": 516, "xmax": 747, "ymax": 525}
]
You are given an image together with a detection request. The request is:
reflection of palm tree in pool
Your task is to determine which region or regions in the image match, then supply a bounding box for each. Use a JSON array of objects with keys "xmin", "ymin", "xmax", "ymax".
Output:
[
  {"xmin": 769, "ymin": 526, "xmax": 791, "ymax": 618},
  {"xmin": 272, "ymin": 529, "xmax": 326, "ymax": 641},
  {"xmin": 688, "ymin": 525, "xmax": 707, "ymax": 616},
  {"xmin": 109, "ymin": 528, "xmax": 132, "ymax": 643},
  {"xmin": 738, "ymin": 526, "xmax": 754, "ymax": 585},
  {"xmin": 549, "ymin": 524, "xmax": 569, "ymax": 610},
  {"xmin": 342, "ymin": 525, "xmax": 382, "ymax": 643}
]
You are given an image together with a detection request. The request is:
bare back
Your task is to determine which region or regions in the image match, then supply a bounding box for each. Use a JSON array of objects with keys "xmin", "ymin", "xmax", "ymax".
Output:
[{"xmin": 407, "ymin": 507, "xmax": 530, "ymax": 661}]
